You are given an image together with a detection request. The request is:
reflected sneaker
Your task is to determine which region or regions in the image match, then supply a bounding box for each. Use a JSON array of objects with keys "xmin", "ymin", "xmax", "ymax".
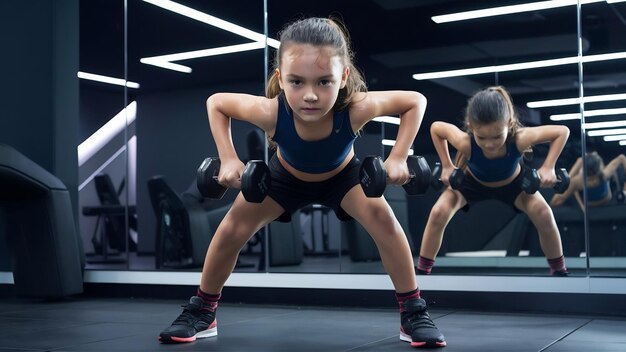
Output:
[
  {"xmin": 399, "ymin": 298, "xmax": 446, "ymax": 348},
  {"xmin": 158, "ymin": 296, "xmax": 217, "ymax": 343}
]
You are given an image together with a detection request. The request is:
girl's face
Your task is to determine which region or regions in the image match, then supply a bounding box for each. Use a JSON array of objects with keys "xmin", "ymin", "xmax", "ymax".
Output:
[
  {"xmin": 277, "ymin": 44, "xmax": 349, "ymax": 123},
  {"xmin": 471, "ymin": 120, "xmax": 509, "ymax": 154}
]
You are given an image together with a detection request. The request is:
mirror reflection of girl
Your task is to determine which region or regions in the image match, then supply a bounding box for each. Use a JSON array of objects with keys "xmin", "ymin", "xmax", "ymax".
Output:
[
  {"xmin": 551, "ymin": 152, "xmax": 626, "ymax": 210},
  {"xmin": 418, "ymin": 86, "xmax": 570, "ymax": 277},
  {"xmin": 158, "ymin": 17, "xmax": 446, "ymax": 348}
]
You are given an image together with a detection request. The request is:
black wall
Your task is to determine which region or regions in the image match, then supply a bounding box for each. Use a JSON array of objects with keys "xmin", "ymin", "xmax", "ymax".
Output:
[{"xmin": 0, "ymin": 0, "xmax": 79, "ymax": 213}]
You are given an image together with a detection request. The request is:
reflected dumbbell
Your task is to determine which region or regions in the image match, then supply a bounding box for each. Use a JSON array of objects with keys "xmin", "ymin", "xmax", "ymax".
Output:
[
  {"xmin": 360, "ymin": 155, "xmax": 431, "ymax": 198},
  {"xmin": 520, "ymin": 167, "xmax": 570, "ymax": 194},
  {"xmin": 196, "ymin": 157, "xmax": 271, "ymax": 203},
  {"xmin": 431, "ymin": 162, "xmax": 464, "ymax": 191}
]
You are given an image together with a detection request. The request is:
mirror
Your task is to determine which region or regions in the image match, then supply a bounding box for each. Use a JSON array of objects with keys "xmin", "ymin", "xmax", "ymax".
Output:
[
  {"xmin": 127, "ymin": 0, "xmax": 269, "ymax": 272},
  {"xmin": 78, "ymin": 0, "xmax": 130, "ymax": 270},
  {"xmin": 580, "ymin": 1, "xmax": 626, "ymax": 277},
  {"xmin": 77, "ymin": 1, "xmax": 596, "ymax": 279}
]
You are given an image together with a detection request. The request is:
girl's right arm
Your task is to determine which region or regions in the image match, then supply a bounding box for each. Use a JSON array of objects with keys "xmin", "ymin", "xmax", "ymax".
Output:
[
  {"xmin": 206, "ymin": 93, "xmax": 277, "ymax": 188},
  {"xmin": 602, "ymin": 154, "xmax": 626, "ymax": 180},
  {"xmin": 430, "ymin": 121, "xmax": 470, "ymax": 182},
  {"xmin": 550, "ymin": 174, "xmax": 582, "ymax": 207}
]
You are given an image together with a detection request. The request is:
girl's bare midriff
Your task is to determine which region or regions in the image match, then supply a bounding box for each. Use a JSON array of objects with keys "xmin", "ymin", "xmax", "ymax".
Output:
[
  {"xmin": 277, "ymin": 148, "xmax": 355, "ymax": 182},
  {"xmin": 467, "ymin": 163, "xmax": 521, "ymax": 188}
]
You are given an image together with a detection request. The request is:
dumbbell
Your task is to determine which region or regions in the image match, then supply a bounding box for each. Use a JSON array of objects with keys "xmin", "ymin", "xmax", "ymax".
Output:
[
  {"xmin": 431, "ymin": 162, "xmax": 465, "ymax": 191},
  {"xmin": 196, "ymin": 157, "xmax": 271, "ymax": 203},
  {"xmin": 431, "ymin": 162, "xmax": 445, "ymax": 191},
  {"xmin": 360, "ymin": 155, "xmax": 431, "ymax": 197},
  {"xmin": 520, "ymin": 167, "xmax": 570, "ymax": 194}
]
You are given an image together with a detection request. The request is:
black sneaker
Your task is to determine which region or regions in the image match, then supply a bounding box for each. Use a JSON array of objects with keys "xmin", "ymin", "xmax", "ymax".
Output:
[
  {"xmin": 399, "ymin": 298, "xmax": 446, "ymax": 348},
  {"xmin": 158, "ymin": 296, "xmax": 217, "ymax": 343}
]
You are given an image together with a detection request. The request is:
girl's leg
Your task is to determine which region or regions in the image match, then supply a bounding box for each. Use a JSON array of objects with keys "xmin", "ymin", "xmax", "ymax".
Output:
[
  {"xmin": 340, "ymin": 185, "xmax": 447, "ymax": 347},
  {"xmin": 340, "ymin": 185, "xmax": 416, "ymax": 292},
  {"xmin": 419, "ymin": 189, "xmax": 466, "ymax": 261},
  {"xmin": 514, "ymin": 192, "xmax": 565, "ymax": 260},
  {"xmin": 200, "ymin": 193, "xmax": 286, "ymax": 294}
]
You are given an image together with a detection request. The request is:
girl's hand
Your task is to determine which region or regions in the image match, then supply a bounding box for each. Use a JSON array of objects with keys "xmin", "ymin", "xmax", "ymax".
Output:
[
  {"xmin": 218, "ymin": 157, "xmax": 245, "ymax": 189},
  {"xmin": 537, "ymin": 166, "xmax": 557, "ymax": 188},
  {"xmin": 384, "ymin": 156, "xmax": 410, "ymax": 186},
  {"xmin": 440, "ymin": 165, "xmax": 456, "ymax": 186}
]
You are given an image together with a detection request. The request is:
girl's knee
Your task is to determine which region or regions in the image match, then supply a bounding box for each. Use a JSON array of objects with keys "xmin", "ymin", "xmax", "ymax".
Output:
[{"xmin": 429, "ymin": 203, "xmax": 454, "ymax": 225}]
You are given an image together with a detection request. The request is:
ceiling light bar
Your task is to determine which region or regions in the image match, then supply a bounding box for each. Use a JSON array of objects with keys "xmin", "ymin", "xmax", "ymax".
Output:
[
  {"xmin": 550, "ymin": 107, "xmax": 626, "ymax": 121},
  {"xmin": 77, "ymin": 71, "xmax": 140, "ymax": 89},
  {"xmin": 431, "ymin": 0, "xmax": 602, "ymax": 24},
  {"xmin": 603, "ymin": 134, "xmax": 626, "ymax": 142},
  {"xmin": 607, "ymin": 0, "xmax": 626, "ymax": 4},
  {"xmin": 373, "ymin": 116, "xmax": 400, "ymax": 125},
  {"xmin": 587, "ymin": 128, "xmax": 626, "ymax": 137},
  {"xmin": 143, "ymin": 0, "xmax": 279, "ymax": 48},
  {"xmin": 584, "ymin": 119, "xmax": 626, "ymax": 130},
  {"xmin": 528, "ymin": 93, "xmax": 626, "ymax": 108},
  {"xmin": 620, "ymin": 140, "xmax": 626, "ymax": 146},
  {"xmin": 139, "ymin": 59, "xmax": 192, "ymax": 73},
  {"xmin": 413, "ymin": 51, "xmax": 626, "ymax": 80},
  {"xmin": 141, "ymin": 42, "xmax": 266, "ymax": 73}
]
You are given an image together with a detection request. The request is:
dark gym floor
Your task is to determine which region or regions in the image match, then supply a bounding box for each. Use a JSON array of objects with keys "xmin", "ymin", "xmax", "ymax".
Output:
[{"xmin": 1, "ymin": 297, "xmax": 625, "ymax": 351}]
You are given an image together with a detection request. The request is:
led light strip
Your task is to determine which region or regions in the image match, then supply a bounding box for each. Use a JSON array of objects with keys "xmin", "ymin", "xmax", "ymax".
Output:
[
  {"xmin": 142, "ymin": 0, "xmax": 279, "ymax": 73},
  {"xmin": 620, "ymin": 140, "xmax": 626, "ymax": 145},
  {"xmin": 550, "ymin": 107, "xmax": 626, "ymax": 121},
  {"xmin": 587, "ymin": 128, "xmax": 626, "ymax": 137},
  {"xmin": 413, "ymin": 51, "xmax": 626, "ymax": 80},
  {"xmin": 603, "ymin": 134, "xmax": 626, "ymax": 142},
  {"xmin": 77, "ymin": 71, "xmax": 140, "ymax": 88},
  {"xmin": 382, "ymin": 139, "xmax": 414, "ymax": 155},
  {"xmin": 372, "ymin": 116, "xmax": 400, "ymax": 125},
  {"xmin": 140, "ymin": 42, "xmax": 266, "ymax": 73},
  {"xmin": 528, "ymin": 93, "xmax": 626, "ymax": 108},
  {"xmin": 431, "ymin": 0, "xmax": 604, "ymax": 24},
  {"xmin": 77, "ymin": 101, "xmax": 137, "ymax": 166}
]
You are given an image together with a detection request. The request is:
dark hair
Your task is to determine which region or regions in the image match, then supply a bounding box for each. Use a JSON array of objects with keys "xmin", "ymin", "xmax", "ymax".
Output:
[
  {"xmin": 465, "ymin": 86, "xmax": 522, "ymax": 141},
  {"xmin": 266, "ymin": 17, "xmax": 367, "ymax": 111},
  {"xmin": 455, "ymin": 86, "xmax": 524, "ymax": 169},
  {"xmin": 585, "ymin": 152, "xmax": 604, "ymax": 178}
]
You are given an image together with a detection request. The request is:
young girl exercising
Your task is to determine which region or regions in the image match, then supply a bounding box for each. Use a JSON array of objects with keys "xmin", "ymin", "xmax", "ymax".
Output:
[
  {"xmin": 417, "ymin": 86, "xmax": 570, "ymax": 277},
  {"xmin": 158, "ymin": 17, "xmax": 446, "ymax": 348},
  {"xmin": 551, "ymin": 152, "xmax": 626, "ymax": 209}
]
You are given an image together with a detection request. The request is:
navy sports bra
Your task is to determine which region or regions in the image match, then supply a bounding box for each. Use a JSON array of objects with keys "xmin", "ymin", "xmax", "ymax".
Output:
[
  {"xmin": 271, "ymin": 95, "xmax": 357, "ymax": 173},
  {"xmin": 466, "ymin": 134, "xmax": 522, "ymax": 182},
  {"xmin": 582, "ymin": 178, "xmax": 609, "ymax": 201}
]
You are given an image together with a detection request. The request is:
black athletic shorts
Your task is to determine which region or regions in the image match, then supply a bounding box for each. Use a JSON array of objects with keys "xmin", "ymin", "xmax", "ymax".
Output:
[
  {"xmin": 457, "ymin": 168, "xmax": 525, "ymax": 213},
  {"xmin": 267, "ymin": 153, "xmax": 361, "ymax": 222}
]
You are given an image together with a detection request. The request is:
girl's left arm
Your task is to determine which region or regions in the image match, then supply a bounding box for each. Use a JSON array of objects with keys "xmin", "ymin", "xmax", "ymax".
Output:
[
  {"xmin": 350, "ymin": 91, "xmax": 427, "ymax": 184},
  {"xmin": 518, "ymin": 125, "xmax": 570, "ymax": 185},
  {"xmin": 352, "ymin": 90, "xmax": 426, "ymax": 159}
]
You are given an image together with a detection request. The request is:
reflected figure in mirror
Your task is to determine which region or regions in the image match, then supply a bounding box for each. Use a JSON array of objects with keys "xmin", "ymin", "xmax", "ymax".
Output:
[
  {"xmin": 418, "ymin": 86, "xmax": 570, "ymax": 277},
  {"xmin": 551, "ymin": 152, "xmax": 626, "ymax": 210}
]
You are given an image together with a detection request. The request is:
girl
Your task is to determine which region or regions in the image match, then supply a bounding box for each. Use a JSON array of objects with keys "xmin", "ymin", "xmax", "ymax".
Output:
[
  {"xmin": 158, "ymin": 17, "xmax": 446, "ymax": 348},
  {"xmin": 417, "ymin": 86, "xmax": 570, "ymax": 277},
  {"xmin": 551, "ymin": 152, "xmax": 626, "ymax": 210}
]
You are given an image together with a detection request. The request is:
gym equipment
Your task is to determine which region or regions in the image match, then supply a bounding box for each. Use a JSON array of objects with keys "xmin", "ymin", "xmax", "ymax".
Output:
[
  {"xmin": 197, "ymin": 157, "xmax": 271, "ymax": 203},
  {"xmin": 521, "ymin": 167, "xmax": 570, "ymax": 194},
  {"xmin": 360, "ymin": 155, "xmax": 431, "ymax": 198}
]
